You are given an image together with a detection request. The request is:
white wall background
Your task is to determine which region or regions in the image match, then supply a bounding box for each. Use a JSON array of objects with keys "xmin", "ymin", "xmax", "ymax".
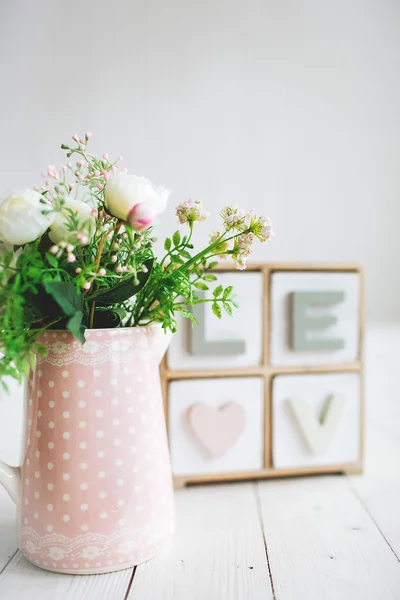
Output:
[{"xmin": 0, "ymin": 0, "xmax": 399, "ymax": 323}]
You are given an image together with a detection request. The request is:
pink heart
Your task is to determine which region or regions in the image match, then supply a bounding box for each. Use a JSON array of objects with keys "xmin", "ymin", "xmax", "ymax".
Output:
[{"xmin": 187, "ymin": 402, "xmax": 246, "ymax": 458}]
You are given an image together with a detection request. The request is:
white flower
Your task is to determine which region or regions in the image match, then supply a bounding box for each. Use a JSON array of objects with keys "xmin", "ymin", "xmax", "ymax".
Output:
[
  {"xmin": 233, "ymin": 233, "xmax": 254, "ymax": 270},
  {"xmin": 48, "ymin": 546, "xmax": 66, "ymax": 561},
  {"xmin": 0, "ymin": 190, "xmax": 54, "ymax": 245},
  {"xmin": 49, "ymin": 198, "xmax": 95, "ymax": 245},
  {"xmin": 247, "ymin": 211, "xmax": 274, "ymax": 242},
  {"xmin": 176, "ymin": 199, "xmax": 209, "ymax": 225},
  {"xmin": 105, "ymin": 173, "xmax": 170, "ymax": 229},
  {"xmin": 81, "ymin": 545, "xmax": 103, "ymax": 560},
  {"xmin": 220, "ymin": 205, "xmax": 246, "ymax": 230}
]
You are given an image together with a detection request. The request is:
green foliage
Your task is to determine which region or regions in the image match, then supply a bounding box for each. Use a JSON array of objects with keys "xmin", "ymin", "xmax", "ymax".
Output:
[{"xmin": 89, "ymin": 259, "xmax": 154, "ymax": 305}]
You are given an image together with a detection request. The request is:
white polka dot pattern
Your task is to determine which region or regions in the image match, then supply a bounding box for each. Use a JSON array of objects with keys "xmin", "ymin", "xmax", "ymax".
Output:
[{"xmin": 20, "ymin": 328, "xmax": 174, "ymax": 575}]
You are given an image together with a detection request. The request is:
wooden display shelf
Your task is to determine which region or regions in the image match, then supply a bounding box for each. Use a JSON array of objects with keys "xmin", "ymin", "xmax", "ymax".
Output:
[{"xmin": 161, "ymin": 262, "xmax": 364, "ymax": 488}]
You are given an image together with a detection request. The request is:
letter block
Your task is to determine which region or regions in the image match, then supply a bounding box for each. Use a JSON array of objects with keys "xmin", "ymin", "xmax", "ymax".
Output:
[{"xmin": 161, "ymin": 263, "xmax": 363, "ymax": 488}]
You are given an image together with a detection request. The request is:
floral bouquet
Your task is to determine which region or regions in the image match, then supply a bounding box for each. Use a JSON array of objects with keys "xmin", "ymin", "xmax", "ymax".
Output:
[{"xmin": 0, "ymin": 133, "xmax": 273, "ymax": 387}]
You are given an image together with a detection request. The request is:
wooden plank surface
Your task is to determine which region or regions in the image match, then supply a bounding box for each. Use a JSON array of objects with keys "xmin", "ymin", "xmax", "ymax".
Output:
[
  {"xmin": 128, "ymin": 483, "xmax": 273, "ymax": 600},
  {"xmin": 257, "ymin": 475, "xmax": 400, "ymax": 600},
  {"xmin": 0, "ymin": 552, "xmax": 133, "ymax": 599},
  {"xmin": 347, "ymin": 325, "xmax": 400, "ymax": 560}
]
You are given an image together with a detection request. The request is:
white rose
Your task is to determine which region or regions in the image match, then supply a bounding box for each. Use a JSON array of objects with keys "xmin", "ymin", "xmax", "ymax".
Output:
[
  {"xmin": 105, "ymin": 173, "xmax": 170, "ymax": 230},
  {"xmin": 49, "ymin": 198, "xmax": 95, "ymax": 245},
  {"xmin": 0, "ymin": 190, "xmax": 54, "ymax": 245}
]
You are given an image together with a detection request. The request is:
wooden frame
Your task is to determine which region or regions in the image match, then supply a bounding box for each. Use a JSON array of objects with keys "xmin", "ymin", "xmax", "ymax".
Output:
[{"xmin": 161, "ymin": 262, "xmax": 364, "ymax": 488}]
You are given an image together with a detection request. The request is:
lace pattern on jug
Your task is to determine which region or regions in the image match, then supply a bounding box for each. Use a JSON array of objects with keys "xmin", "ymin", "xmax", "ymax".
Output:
[
  {"xmin": 36, "ymin": 329, "xmax": 160, "ymax": 366},
  {"xmin": 20, "ymin": 521, "xmax": 173, "ymax": 568}
]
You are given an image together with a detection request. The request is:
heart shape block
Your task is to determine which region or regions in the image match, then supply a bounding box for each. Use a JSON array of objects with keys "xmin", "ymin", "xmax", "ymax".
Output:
[{"xmin": 187, "ymin": 402, "xmax": 246, "ymax": 458}]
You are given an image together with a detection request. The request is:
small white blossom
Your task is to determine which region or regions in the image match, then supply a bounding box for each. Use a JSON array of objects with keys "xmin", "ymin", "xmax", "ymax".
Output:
[
  {"xmin": 176, "ymin": 199, "xmax": 209, "ymax": 225},
  {"xmin": 220, "ymin": 205, "xmax": 246, "ymax": 230}
]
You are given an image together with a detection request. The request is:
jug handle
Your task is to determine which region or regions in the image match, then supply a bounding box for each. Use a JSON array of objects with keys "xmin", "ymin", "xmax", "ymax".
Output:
[{"xmin": 0, "ymin": 461, "xmax": 21, "ymax": 505}]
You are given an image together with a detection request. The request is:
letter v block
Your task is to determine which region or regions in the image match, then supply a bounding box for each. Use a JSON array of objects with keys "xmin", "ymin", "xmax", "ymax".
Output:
[{"xmin": 287, "ymin": 395, "xmax": 347, "ymax": 455}]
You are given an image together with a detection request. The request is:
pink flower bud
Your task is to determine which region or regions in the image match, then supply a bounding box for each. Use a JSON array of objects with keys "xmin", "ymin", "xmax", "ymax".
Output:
[
  {"xmin": 102, "ymin": 153, "xmax": 109, "ymax": 160},
  {"xmin": 72, "ymin": 134, "xmax": 79, "ymax": 142},
  {"xmin": 67, "ymin": 253, "xmax": 76, "ymax": 263},
  {"xmin": 68, "ymin": 184, "xmax": 74, "ymax": 191},
  {"xmin": 111, "ymin": 166, "xmax": 117, "ymax": 173},
  {"xmin": 103, "ymin": 172, "xmax": 109, "ymax": 181},
  {"xmin": 85, "ymin": 132, "xmax": 92, "ymax": 140},
  {"xmin": 83, "ymin": 281, "xmax": 91, "ymax": 290},
  {"xmin": 116, "ymin": 265, "xmax": 123, "ymax": 273},
  {"xmin": 78, "ymin": 160, "xmax": 85, "ymax": 167},
  {"xmin": 34, "ymin": 185, "xmax": 40, "ymax": 191},
  {"xmin": 67, "ymin": 244, "xmax": 74, "ymax": 252},
  {"xmin": 98, "ymin": 268, "xmax": 106, "ymax": 276},
  {"xmin": 75, "ymin": 267, "xmax": 82, "ymax": 274},
  {"xmin": 117, "ymin": 156, "xmax": 123, "ymax": 161},
  {"xmin": 93, "ymin": 170, "xmax": 100, "ymax": 177},
  {"xmin": 128, "ymin": 202, "xmax": 155, "ymax": 232},
  {"xmin": 79, "ymin": 144, "xmax": 85, "ymax": 151},
  {"xmin": 59, "ymin": 241, "xmax": 67, "ymax": 249},
  {"xmin": 78, "ymin": 175, "xmax": 84, "ymax": 181},
  {"xmin": 49, "ymin": 245, "xmax": 59, "ymax": 254},
  {"xmin": 61, "ymin": 165, "xmax": 67, "ymax": 172},
  {"xmin": 111, "ymin": 255, "xmax": 118, "ymax": 263},
  {"xmin": 91, "ymin": 208, "xmax": 98, "ymax": 217},
  {"xmin": 97, "ymin": 183, "xmax": 104, "ymax": 190}
]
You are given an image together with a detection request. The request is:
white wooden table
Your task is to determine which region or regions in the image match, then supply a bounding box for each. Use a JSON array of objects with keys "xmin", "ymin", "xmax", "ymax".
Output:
[{"xmin": 0, "ymin": 326, "xmax": 399, "ymax": 599}]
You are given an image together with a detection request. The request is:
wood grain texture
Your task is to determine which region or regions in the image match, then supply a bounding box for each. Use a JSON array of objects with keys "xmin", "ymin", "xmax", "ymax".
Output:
[
  {"xmin": 257, "ymin": 476, "xmax": 400, "ymax": 600},
  {"xmin": 128, "ymin": 483, "xmax": 273, "ymax": 600},
  {"xmin": 0, "ymin": 551, "xmax": 133, "ymax": 599}
]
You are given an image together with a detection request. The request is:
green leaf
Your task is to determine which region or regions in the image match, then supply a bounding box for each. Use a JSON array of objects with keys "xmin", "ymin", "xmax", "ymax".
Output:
[
  {"xmin": 194, "ymin": 282, "xmax": 209, "ymax": 291},
  {"xmin": 231, "ymin": 294, "xmax": 240, "ymax": 308},
  {"xmin": 212, "ymin": 302, "xmax": 222, "ymax": 319},
  {"xmin": 208, "ymin": 261, "xmax": 219, "ymax": 270},
  {"xmin": 46, "ymin": 254, "xmax": 58, "ymax": 268},
  {"xmin": 213, "ymin": 285, "xmax": 223, "ymax": 298},
  {"xmin": 170, "ymin": 255, "xmax": 184, "ymax": 265},
  {"xmin": 172, "ymin": 230, "xmax": 181, "ymax": 246},
  {"xmin": 43, "ymin": 281, "xmax": 84, "ymax": 316},
  {"xmin": 164, "ymin": 238, "xmax": 172, "ymax": 251},
  {"xmin": 33, "ymin": 342, "xmax": 48, "ymax": 357},
  {"xmin": 223, "ymin": 285, "xmax": 233, "ymax": 300},
  {"xmin": 176, "ymin": 307, "xmax": 198, "ymax": 325},
  {"xmin": 28, "ymin": 352, "xmax": 37, "ymax": 371},
  {"xmin": 203, "ymin": 274, "xmax": 217, "ymax": 282},
  {"xmin": 223, "ymin": 302, "xmax": 233, "ymax": 316},
  {"xmin": 180, "ymin": 249, "xmax": 191, "ymax": 260},
  {"xmin": 67, "ymin": 311, "xmax": 85, "ymax": 343},
  {"xmin": 91, "ymin": 259, "xmax": 154, "ymax": 305}
]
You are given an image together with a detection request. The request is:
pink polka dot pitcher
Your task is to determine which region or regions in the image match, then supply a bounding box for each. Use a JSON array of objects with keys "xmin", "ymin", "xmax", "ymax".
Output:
[{"xmin": 0, "ymin": 326, "xmax": 174, "ymax": 574}]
